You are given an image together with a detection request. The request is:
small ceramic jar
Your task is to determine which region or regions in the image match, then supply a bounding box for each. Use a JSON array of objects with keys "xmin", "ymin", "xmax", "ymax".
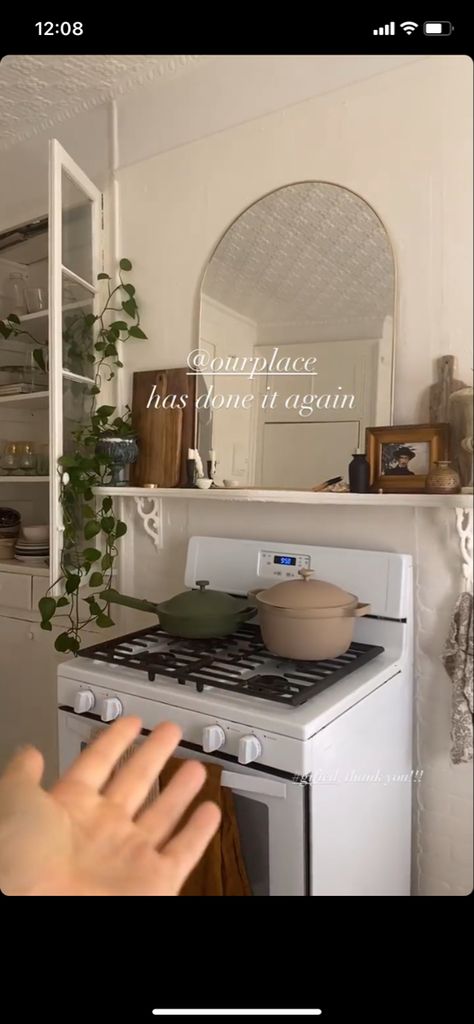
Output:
[{"xmin": 425, "ymin": 460, "xmax": 461, "ymax": 494}]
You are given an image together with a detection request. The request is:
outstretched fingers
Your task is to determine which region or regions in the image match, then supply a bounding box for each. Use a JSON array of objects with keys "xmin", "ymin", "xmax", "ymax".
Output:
[
  {"xmin": 104, "ymin": 722, "xmax": 182, "ymax": 814},
  {"xmin": 57, "ymin": 716, "xmax": 143, "ymax": 791},
  {"xmin": 160, "ymin": 801, "xmax": 222, "ymax": 890},
  {"xmin": 137, "ymin": 758, "xmax": 208, "ymax": 845}
]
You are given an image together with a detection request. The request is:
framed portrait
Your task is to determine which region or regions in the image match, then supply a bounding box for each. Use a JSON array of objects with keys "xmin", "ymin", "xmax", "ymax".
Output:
[{"xmin": 365, "ymin": 424, "xmax": 449, "ymax": 492}]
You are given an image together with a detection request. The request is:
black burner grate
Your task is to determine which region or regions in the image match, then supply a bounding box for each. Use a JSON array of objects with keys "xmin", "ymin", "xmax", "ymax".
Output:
[{"xmin": 77, "ymin": 622, "xmax": 384, "ymax": 707}]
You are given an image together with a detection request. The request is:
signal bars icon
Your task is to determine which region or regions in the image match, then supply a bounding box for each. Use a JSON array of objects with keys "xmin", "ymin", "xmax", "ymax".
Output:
[{"xmin": 373, "ymin": 21, "xmax": 395, "ymax": 34}]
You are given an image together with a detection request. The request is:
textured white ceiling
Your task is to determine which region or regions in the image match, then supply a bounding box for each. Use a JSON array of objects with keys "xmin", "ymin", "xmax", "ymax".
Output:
[
  {"xmin": 202, "ymin": 182, "xmax": 394, "ymax": 325},
  {"xmin": 0, "ymin": 55, "xmax": 204, "ymax": 150}
]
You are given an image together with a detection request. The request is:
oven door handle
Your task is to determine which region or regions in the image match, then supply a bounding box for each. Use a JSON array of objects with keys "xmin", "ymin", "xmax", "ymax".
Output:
[{"xmin": 220, "ymin": 771, "xmax": 287, "ymax": 799}]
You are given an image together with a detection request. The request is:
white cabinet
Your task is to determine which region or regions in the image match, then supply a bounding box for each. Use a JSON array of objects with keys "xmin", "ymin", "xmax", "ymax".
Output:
[
  {"xmin": 0, "ymin": 142, "xmax": 103, "ymax": 777},
  {"xmin": 0, "ymin": 615, "xmax": 100, "ymax": 786},
  {"xmin": 0, "ymin": 139, "xmax": 102, "ymax": 593}
]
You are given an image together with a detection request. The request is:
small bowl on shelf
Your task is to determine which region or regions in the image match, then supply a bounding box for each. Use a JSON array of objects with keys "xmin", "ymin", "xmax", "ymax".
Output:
[{"xmin": 21, "ymin": 524, "xmax": 49, "ymax": 542}]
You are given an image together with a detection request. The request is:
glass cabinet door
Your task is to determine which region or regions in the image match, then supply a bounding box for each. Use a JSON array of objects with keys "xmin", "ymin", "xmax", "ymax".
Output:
[{"xmin": 49, "ymin": 139, "xmax": 101, "ymax": 593}]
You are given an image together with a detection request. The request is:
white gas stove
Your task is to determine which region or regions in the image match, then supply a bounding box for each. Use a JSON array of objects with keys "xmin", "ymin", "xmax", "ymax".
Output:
[{"xmin": 57, "ymin": 537, "xmax": 413, "ymax": 896}]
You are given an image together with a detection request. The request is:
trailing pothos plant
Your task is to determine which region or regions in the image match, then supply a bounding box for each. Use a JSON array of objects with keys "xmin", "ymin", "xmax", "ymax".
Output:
[{"xmin": 0, "ymin": 258, "xmax": 147, "ymax": 654}]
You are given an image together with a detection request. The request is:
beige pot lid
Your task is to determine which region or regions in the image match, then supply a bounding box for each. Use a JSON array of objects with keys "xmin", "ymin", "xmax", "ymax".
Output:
[{"xmin": 256, "ymin": 569, "xmax": 356, "ymax": 610}]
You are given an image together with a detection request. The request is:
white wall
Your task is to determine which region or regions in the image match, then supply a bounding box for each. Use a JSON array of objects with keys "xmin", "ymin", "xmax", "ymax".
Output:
[
  {"xmin": 117, "ymin": 55, "xmax": 473, "ymax": 896},
  {"xmin": 117, "ymin": 56, "xmax": 472, "ymax": 423}
]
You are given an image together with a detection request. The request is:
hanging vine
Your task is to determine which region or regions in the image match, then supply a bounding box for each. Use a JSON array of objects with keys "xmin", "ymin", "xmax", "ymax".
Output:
[{"xmin": 1, "ymin": 258, "xmax": 147, "ymax": 654}]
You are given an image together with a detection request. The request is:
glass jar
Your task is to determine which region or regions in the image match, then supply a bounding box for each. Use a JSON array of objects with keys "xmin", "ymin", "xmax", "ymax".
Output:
[
  {"xmin": 6, "ymin": 273, "xmax": 28, "ymax": 316},
  {"xmin": 18, "ymin": 442, "xmax": 36, "ymax": 475},
  {"xmin": 1, "ymin": 442, "xmax": 20, "ymax": 474}
]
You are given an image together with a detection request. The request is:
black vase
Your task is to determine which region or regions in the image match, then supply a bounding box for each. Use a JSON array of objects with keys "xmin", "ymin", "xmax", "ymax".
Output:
[{"xmin": 348, "ymin": 451, "xmax": 370, "ymax": 493}]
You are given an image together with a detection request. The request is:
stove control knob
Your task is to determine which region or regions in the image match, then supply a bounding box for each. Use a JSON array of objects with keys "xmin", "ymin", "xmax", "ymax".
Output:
[
  {"xmin": 74, "ymin": 689, "xmax": 95, "ymax": 715},
  {"xmin": 202, "ymin": 725, "xmax": 226, "ymax": 753},
  {"xmin": 238, "ymin": 734, "xmax": 262, "ymax": 765},
  {"xmin": 100, "ymin": 696, "xmax": 123, "ymax": 722}
]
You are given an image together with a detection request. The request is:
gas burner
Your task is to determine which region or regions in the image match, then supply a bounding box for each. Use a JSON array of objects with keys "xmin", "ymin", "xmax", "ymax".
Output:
[{"xmin": 78, "ymin": 623, "xmax": 384, "ymax": 707}]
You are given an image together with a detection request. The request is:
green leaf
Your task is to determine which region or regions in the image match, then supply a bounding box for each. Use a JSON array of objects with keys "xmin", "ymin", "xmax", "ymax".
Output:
[
  {"xmin": 84, "ymin": 313, "xmax": 98, "ymax": 327},
  {"xmin": 40, "ymin": 620, "xmax": 53, "ymax": 631},
  {"xmin": 101, "ymin": 553, "xmax": 113, "ymax": 571},
  {"xmin": 104, "ymin": 345, "xmax": 117, "ymax": 357},
  {"xmin": 102, "ymin": 496, "xmax": 113, "ymax": 512},
  {"xmin": 33, "ymin": 348, "xmax": 46, "ymax": 372},
  {"xmin": 89, "ymin": 572, "xmax": 104, "ymax": 588},
  {"xmin": 122, "ymin": 283, "xmax": 135, "ymax": 297},
  {"xmin": 83, "ymin": 488, "xmax": 94, "ymax": 502},
  {"xmin": 110, "ymin": 321, "xmax": 128, "ymax": 331},
  {"xmin": 128, "ymin": 326, "xmax": 147, "ymax": 340},
  {"xmin": 82, "ymin": 547, "xmax": 101, "ymax": 562},
  {"xmin": 82, "ymin": 505, "xmax": 96, "ymax": 519},
  {"xmin": 115, "ymin": 360, "xmax": 124, "ymax": 368},
  {"xmin": 56, "ymin": 596, "xmax": 70, "ymax": 607},
  {"xmin": 84, "ymin": 520, "xmax": 101, "ymax": 539},
  {"xmin": 59, "ymin": 454, "xmax": 79, "ymax": 468},
  {"xmin": 88, "ymin": 600, "xmax": 102, "ymax": 616},
  {"xmin": 8, "ymin": 312, "xmax": 21, "ymax": 324},
  {"xmin": 38, "ymin": 597, "xmax": 57, "ymax": 621},
  {"xmin": 55, "ymin": 632, "xmax": 75, "ymax": 652},
  {"xmin": 89, "ymin": 385, "xmax": 101, "ymax": 395},
  {"xmin": 119, "ymin": 258, "xmax": 132, "ymax": 271},
  {"xmin": 122, "ymin": 299, "xmax": 137, "ymax": 318},
  {"xmin": 0, "ymin": 322, "xmax": 12, "ymax": 339},
  {"xmin": 96, "ymin": 405, "xmax": 116, "ymax": 419},
  {"xmin": 101, "ymin": 516, "xmax": 115, "ymax": 534},
  {"xmin": 115, "ymin": 521, "xmax": 127, "ymax": 539},
  {"xmin": 96, "ymin": 613, "xmax": 114, "ymax": 628},
  {"xmin": 65, "ymin": 574, "xmax": 81, "ymax": 594},
  {"xmin": 97, "ymin": 272, "xmax": 110, "ymax": 280}
]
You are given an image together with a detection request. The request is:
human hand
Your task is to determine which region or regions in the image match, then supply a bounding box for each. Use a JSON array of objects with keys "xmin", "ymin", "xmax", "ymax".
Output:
[{"xmin": 0, "ymin": 718, "xmax": 221, "ymax": 896}]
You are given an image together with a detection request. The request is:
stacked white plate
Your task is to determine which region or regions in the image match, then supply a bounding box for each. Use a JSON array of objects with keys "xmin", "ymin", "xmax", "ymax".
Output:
[{"xmin": 15, "ymin": 538, "xmax": 50, "ymax": 565}]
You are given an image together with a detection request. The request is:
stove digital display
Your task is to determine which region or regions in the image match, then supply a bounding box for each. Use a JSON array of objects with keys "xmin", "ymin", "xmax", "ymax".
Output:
[{"xmin": 274, "ymin": 555, "xmax": 296, "ymax": 566}]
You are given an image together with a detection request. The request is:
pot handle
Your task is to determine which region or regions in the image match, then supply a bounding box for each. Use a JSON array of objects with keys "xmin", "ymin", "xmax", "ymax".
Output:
[
  {"xmin": 238, "ymin": 606, "xmax": 258, "ymax": 620},
  {"xmin": 100, "ymin": 588, "xmax": 160, "ymax": 616},
  {"xmin": 352, "ymin": 602, "xmax": 371, "ymax": 618}
]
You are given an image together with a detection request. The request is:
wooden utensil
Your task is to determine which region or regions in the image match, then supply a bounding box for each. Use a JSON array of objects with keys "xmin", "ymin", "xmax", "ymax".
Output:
[{"xmin": 310, "ymin": 476, "xmax": 343, "ymax": 492}]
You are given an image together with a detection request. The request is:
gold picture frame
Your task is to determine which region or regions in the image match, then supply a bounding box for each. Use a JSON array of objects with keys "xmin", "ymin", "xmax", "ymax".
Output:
[{"xmin": 366, "ymin": 423, "xmax": 449, "ymax": 493}]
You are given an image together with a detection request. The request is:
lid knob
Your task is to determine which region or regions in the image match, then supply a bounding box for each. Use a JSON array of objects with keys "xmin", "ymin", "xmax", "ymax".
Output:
[
  {"xmin": 195, "ymin": 580, "xmax": 210, "ymax": 591},
  {"xmin": 298, "ymin": 569, "xmax": 314, "ymax": 582}
]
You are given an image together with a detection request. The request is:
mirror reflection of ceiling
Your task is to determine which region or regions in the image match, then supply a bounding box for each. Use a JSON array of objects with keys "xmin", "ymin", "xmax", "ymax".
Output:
[{"xmin": 202, "ymin": 182, "xmax": 394, "ymax": 330}]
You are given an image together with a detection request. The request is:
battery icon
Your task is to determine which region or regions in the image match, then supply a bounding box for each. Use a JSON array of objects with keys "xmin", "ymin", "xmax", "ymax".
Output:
[{"xmin": 423, "ymin": 21, "xmax": 452, "ymax": 35}]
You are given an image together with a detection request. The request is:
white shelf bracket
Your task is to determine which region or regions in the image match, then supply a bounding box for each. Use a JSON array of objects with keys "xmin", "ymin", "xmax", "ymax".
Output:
[
  {"xmin": 455, "ymin": 506, "xmax": 473, "ymax": 592},
  {"xmin": 134, "ymin": 496, "xmax": 163, "ymax": 550}
]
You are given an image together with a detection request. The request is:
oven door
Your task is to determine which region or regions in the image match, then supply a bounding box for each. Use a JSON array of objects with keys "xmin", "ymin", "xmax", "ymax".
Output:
[{"xmin": 58, "ymin": 709, "xmax": 309, "ymax": 896}]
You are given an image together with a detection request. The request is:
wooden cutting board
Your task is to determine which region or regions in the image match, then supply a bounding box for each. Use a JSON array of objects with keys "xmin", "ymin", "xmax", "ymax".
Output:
[{"xmin": 129, "ymin": 368, "xmax": 196, "ymax": 487}]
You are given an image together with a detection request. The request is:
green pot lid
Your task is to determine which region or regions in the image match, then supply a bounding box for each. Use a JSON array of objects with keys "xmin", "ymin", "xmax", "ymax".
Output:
[{"xmin": 160, "ymin": 581, "xmax": 248, "ymax": 618}]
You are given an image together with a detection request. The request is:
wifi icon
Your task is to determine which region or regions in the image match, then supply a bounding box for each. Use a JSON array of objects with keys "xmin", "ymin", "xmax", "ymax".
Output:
[{"xmin": 400, "ymin": 21, "xmax": 419, "ymax": 34}]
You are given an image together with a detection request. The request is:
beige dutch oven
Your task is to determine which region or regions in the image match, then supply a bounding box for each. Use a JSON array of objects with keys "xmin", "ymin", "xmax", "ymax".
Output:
[{"xmin": 250, "ymin": 569, "xmax": 371, "ymax": 661}]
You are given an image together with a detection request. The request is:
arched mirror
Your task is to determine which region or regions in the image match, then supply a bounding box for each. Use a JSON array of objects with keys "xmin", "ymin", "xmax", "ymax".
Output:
[{"xmin": 197, "ymin": 182, "xmax": 395, "ymax": 489}]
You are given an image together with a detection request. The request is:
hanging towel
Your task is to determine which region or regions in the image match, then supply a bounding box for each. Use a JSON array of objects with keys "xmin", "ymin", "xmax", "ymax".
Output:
[
  {"xmin": 159, "ymin": 758, "xmax": 252, "ymax": 896},
  {"xmin": 442, "ymin": 591, "xmax": 473, "ymax": 764}
]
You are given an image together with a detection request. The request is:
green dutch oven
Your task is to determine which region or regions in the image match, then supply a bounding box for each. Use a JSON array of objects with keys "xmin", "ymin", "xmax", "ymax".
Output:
[{"xmin": 103, "ymin": 581, "xmax": 256, "ymax": 639}]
